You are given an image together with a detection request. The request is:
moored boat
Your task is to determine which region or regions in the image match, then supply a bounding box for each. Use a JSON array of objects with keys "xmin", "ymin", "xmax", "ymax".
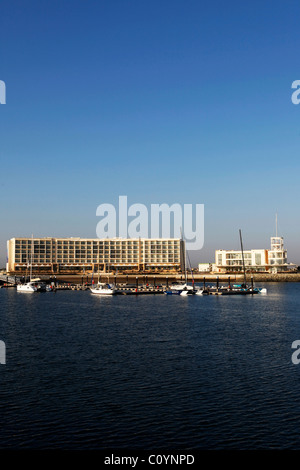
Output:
[
  {"xmin": 169, "ymin": 282, "xmax": 194, "ymax": 292},
  {"xmin": 17, "ymin": 281, "xmax": 38, "ymax": 293},
  {"xmin": 164, "ymin": 288, "xmax": 181, "ymax": 295},
  {"xmin": 90, "ymin": 282, "xmax": 116, "ymax": 295},
  {"xmin": 16, "ymin": 235, "xmax": 37, "ymax": 293}
]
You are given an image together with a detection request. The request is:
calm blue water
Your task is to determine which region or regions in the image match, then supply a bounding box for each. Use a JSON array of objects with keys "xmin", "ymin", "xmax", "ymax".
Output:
[{"xmin": 1, "ymin": 283, "xmax": 300, "ymax": 450}]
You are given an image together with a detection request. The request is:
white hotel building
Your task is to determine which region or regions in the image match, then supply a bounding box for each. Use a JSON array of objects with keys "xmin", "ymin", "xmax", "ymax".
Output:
[
  {"xmin": 215, "ymin": 236, "xmax": 291, "ymax": 274},
  {"xmin": 6, "ymin": 237, "xmax": 185, "ymax": 274}
]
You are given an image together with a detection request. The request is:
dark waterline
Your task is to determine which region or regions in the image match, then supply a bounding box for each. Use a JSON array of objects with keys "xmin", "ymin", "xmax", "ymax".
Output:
[{"xmin": 1, "ymin": 283, "xmax": 300, "ymax": 450}]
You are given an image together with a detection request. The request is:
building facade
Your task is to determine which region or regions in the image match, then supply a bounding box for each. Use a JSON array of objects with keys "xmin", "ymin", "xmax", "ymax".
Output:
[
  {"xmin": 214, "ymin": 236, "xmax": 290, "ymax": 274},
  {"xmin": 6, "ymin": 237, "xmax": 185, "ymax": 274},
  {"xmin": 198, "ymin": 263, "xmax": 212, "ymax": 272}
]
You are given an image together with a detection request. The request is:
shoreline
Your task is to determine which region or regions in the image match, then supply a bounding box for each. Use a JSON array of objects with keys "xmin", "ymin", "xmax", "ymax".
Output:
[{"xmin": 2, "ymin": 272, "xmax": 300, "ymax": 284}]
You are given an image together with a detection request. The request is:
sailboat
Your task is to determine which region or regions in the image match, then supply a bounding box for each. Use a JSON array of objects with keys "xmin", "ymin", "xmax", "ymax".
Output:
[
  {"xmin": 166, "ymin": 233, "xmax": 195, "ymax": 295},
  {"xmin": 169, "ymin": 281, "xmax": 194, "ymax": 293},
  {"xmin": 220, "ymin": 230, "xmax": 266, "ymax": 295},
  {"xmin": 181, "ymin": 250, "xmax": 203, "ymax": 296},
  {"xmin": 90, "ymin": 267, "xmax": 117, "ymax": 295},
  {"xmin": 90, "ymin": 282, "xmax": 117, "ymax": 295},
  {"xmin": 17, "ymin": 236, "xmax": 37, "ymax": 293}
]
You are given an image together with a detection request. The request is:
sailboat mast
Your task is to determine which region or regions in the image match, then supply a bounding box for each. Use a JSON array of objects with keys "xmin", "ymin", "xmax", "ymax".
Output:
[
  {"xmin": 180, "ymin": 227, "xmax": 187, "ymax": 284},
  {"xmin": 184, "ymin": 245, "xmax": 187, "ymax": 284},
  {"xmin": 30, "ymin": 234, "xmax": 33, "ymax": 281},
  {"xmin": 186, "ymin": 249, "xmax": 195, "ymax": 288},
  {"xmin": 239, "ymin": 229, "xmax": 246, "ymax": 286}
]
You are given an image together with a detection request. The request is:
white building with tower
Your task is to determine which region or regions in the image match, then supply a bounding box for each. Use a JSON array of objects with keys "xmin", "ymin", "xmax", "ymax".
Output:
[{"xmin": 214, "ymin": 231, "xmax": 294, "ymax": 274}]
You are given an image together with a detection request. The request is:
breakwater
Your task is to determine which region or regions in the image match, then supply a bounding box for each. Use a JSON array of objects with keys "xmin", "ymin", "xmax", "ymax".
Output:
[
  {"xmin": 47, "ymin": 272, "xmax": 300, "ymax": 284},
  {"xmin": 2, "ymin": 272, "xmax": 300, "ymax": 287},
  {"xmin": 16, "ymin": 272, "xmax": 300, "ymax": 284}
]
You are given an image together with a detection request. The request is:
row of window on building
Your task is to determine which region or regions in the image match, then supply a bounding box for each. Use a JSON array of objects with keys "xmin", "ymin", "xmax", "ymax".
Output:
[{"xmin": 7, "ymin": 237, "xmax": 184, "ymax": 273}]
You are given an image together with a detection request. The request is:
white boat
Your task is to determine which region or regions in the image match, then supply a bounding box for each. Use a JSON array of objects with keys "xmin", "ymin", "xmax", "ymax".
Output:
[
  {"xmin": 17, "ymin": 235, "xmax": 37, "ymax": 293},
  {"xmin": 170, "ymin": 282, "xmax": 194, "ymax": 291},
  {"xmin": 180, "ymin": 287, "xmax": 203, "ymax": 296},
  {"xmin": 171, "ymin": 235, "xmax": 195, "ymax": 294},
  {"xmin": 257, "ymin": 287, "xmax": 267, "ymax": 294},
  {"xmin": 180, "ymin": 289, "xmax": 189, "ymax": 296},
  {"xmin": 17, "ymin": 281, "xmax": 37, "ymax": 293},
  {"xmin": 195, "ymin": 288, "xmax": 204, "ymax": 295},
  {"xmin": 90, "ymin": 282, "xmax": 116, "ymax": 295}
]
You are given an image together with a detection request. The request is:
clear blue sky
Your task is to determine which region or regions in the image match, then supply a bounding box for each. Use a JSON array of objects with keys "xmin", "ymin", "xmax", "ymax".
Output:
[{"xmin": 1, "ymin": 0, "xmax": 300, "ymax": 266}]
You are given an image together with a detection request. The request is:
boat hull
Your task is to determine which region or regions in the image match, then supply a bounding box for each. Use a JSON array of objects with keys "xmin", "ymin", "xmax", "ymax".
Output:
[
  {"xmin": 90, "ymin": 288, "xmax": 116, "ymax": 295},
  {"xmin": 164, "ymin": 290, "xmax": 181, "ymax": 295},
  {"xmin": 17, "ymin": 284, "xmax": 37, "ymax": 293}
]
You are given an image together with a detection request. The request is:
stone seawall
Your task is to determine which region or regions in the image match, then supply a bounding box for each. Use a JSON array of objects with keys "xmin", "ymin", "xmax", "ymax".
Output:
[
  {"xmin": 193, "ymin": 273, "xmax": 300, "ymax": 282},
  {"xmin": 235, "ymin": 273, "xmax": 300, "ymax": 282},
  {"xmin": 10, "ymin": 272, "xmax": 299, "ymax": 284}
]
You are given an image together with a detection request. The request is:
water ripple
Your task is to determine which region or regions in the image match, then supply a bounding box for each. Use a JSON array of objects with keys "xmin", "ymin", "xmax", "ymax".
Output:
[{"xmin": 1, "ymin": 284, "xmax": 300, "ymax": 449}]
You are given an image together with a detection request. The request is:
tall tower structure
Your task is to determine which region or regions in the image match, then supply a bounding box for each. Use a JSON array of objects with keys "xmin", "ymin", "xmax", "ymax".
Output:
[{"xmin": 269, "ymin": 214, "xmax": 287, "ymax": 272}]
